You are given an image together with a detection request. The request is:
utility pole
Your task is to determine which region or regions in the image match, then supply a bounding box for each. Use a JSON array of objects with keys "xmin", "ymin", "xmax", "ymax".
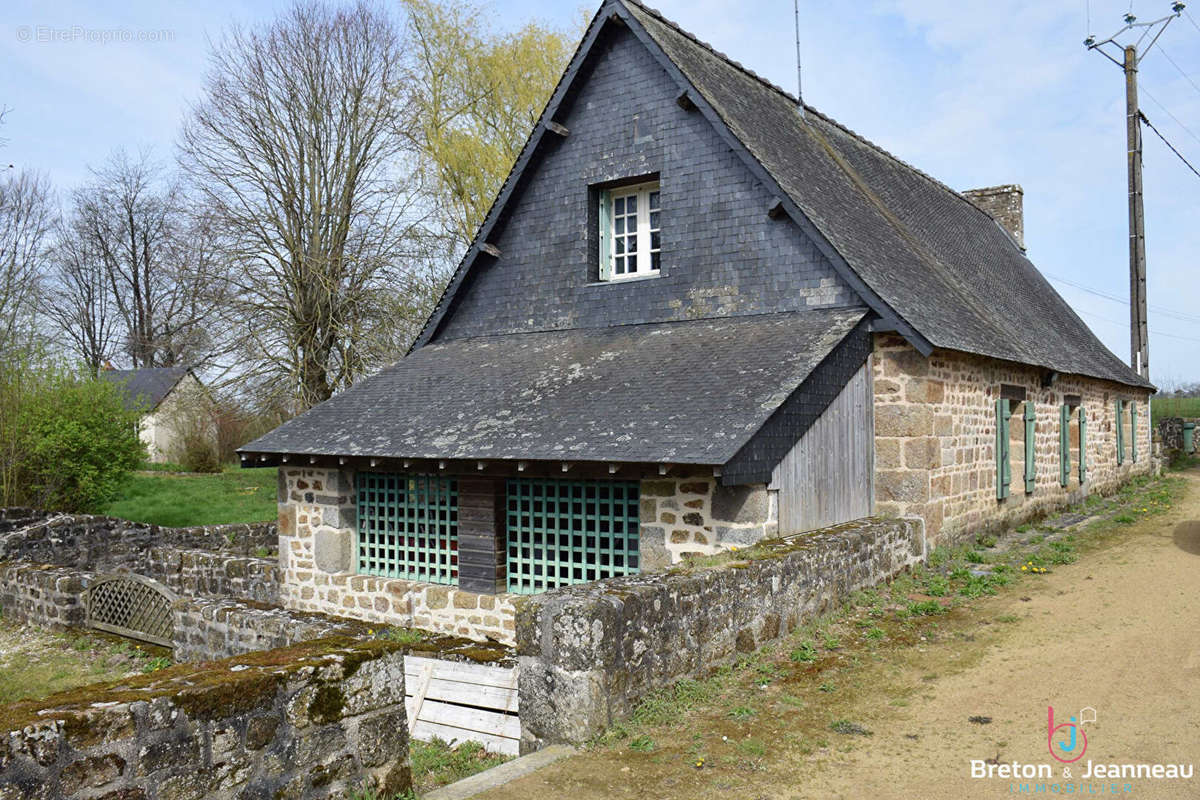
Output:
[
  {"xmin": 1124, "ymin": 45, "xmax": 1148, "ymax": 380},
  {"xmin": 1086, "ymin": 3, "xmax": 1184, "ymax": 381}
]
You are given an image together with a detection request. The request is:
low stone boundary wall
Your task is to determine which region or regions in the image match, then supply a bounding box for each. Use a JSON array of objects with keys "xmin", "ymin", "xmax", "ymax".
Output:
[
  {"xmin": 515, "ymin": 516, "xmax": 926, "ymax": 748},
  {"xmin": 0, "ymin": 561, "xmax": 91, "ymax": 630},
  {"xmin": 1158, "ymin": 417, "xmax": 1198, "ymax": 452},
  {"xmin": 0, "ymin": 637, "xmax": 411, "ymax": 799},
  {"xmin": 148, "ymin": 547, "xmax": 280, "ymax": 605},
  {"xmin": 173, "ymin": 597, "xmax": 371, "ymax": 662},
  {"xmin": 0, "ymin": 510, "xmax": 277, "ymax": 572}
]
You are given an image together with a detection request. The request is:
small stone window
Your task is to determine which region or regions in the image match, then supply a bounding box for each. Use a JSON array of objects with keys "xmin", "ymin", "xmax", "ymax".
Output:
[{"xmin": 598, "ymin": 180, "xmax": 661, "ymax": 280}]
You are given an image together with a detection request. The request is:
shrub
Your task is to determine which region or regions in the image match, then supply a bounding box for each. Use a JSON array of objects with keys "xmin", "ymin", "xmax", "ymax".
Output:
[
  {"xmin": 164, "ymin": 392, "xmax": 222, "ymax": 473},
  {"xmin": 0, "ymin": 358, "xmax": 145, "ymax": 511},
  {"xmin": 178, "ymin": 429, "xmax": 222, "ymax": 473}
]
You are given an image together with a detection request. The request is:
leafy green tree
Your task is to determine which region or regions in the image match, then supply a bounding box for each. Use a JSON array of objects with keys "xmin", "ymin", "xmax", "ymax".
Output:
[
  {"xmin": 0, "ymin": 357, "xmax": 145, "ymax": 512},
  {"xmin": 404, "ymin": 0, "xmax": 581, "ymax": 247}
]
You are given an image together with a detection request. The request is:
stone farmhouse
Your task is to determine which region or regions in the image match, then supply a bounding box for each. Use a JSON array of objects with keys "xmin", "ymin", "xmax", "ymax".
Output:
[
  {"xmin": 101, "ymin": 366, "xmax": 210, "ymax": 464},
  {"xmin": 239, "ymin": 0, "xmax": 1154, "ymax": 644}
]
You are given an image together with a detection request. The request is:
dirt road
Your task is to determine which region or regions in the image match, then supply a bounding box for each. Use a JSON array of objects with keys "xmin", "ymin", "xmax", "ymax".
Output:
[{"xmin": 482, "ymin": 470, "xmax": 1200, "ymax": 799}]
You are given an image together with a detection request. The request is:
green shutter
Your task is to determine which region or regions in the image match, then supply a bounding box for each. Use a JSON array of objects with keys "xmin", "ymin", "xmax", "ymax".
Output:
[
  {"xmin": 996, "ymin": 398, "xmax": 1011, "ymax": 500},
  {"xmin": 1078, "ymin": 407, "xmax": 1088, "ymax": 485},
  {"xmin": 1115, "ymin": 399, "xmax": 1125, "ymax": 465},
  {"xmin": 598, "ymin": 189, "xmax": 612, "ymax": 281},
  {"xmin": 1024, "ymin": 402, "xmax": 1036, "ymax": 494},
  {"xmin": 1130, "ymin": 402, "xmax": 1138, "ymax": 463},
  {"xmin": 1059, "ymin": 403, "xmax": 1071, "ymax": 487}
]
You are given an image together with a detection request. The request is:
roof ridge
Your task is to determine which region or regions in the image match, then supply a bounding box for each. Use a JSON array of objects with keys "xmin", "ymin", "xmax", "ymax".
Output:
[{"xmin": 619, "ymin": 0, "xmax": 994, "ymax": 220}]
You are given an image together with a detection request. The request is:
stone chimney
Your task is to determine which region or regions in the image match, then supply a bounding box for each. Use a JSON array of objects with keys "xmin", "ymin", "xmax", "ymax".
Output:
[{"xmin": 963, "ymin": 184, "xmax": 1024, "ymax": 251}]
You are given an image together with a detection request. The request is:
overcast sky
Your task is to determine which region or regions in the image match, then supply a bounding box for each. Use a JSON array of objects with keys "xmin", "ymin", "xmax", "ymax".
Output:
[{"xmin": 3, "ymin": 0, "xmax": 1198, "ymax": 385}]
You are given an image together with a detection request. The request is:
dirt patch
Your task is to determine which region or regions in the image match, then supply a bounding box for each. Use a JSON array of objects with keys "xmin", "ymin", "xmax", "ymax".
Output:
[
  {"xmin": 0, "ymin": 624, "xmax": 168, "ymax": 705},
  {"xmin": 481, "ymin": 471, "xmax": 1200, "ymax": 800},
  {"xmin": 1172, "ymin": 520, "xmax": 1200, "ymax": 555}
]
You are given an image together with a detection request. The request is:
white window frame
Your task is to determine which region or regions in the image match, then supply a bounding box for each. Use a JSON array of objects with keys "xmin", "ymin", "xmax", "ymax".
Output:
[{"xmin": 602, "ymin": 180, "xmax": 660, "ymax": 280}]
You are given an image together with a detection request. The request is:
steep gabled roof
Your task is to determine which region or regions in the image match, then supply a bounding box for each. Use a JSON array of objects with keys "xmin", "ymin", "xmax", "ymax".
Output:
[
  {"xmin": 241, "ymin": 309, "xmax": 868, "ymax": 465},
  {"xmin": 413, "ymin": 0, "xmax": 1149, "ymax": 390},
  {"xmin": 100, "ymin": 367, "xmax": 192, "ymax": 412}
]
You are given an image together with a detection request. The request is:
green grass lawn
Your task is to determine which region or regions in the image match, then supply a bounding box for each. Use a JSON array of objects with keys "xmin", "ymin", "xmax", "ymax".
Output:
[
  {"xmin": 0, "ymin": 624, "xmax": 170, "ymax": 705},
  {"xmin": 1152, "ymin": 395, "xmax": 1200, "ymax": 426},
  {"xmin": 102, "ymin": 466, "xmax": 277, "ymax": 527}
]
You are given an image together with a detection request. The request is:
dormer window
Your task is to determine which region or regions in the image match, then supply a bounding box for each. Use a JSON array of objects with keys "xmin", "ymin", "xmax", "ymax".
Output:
[{"xmin": 599, "ymin": 180, "xmax": 660, "ymax": 280}]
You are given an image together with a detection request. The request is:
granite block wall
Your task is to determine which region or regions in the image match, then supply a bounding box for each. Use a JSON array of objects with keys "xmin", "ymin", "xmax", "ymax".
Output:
[
  {"xmin": 0, "ymin": 513, "xmax": 276, "ymax": 573},
  {"xmin": 515, "ymin": 516, "xmax": 925, "ymax": 747},
  {"xmin": 0, "ymin": 562, "xmax": 92, "ymax": 630},
  {"xmin": 171, "ymin": 598, "xmax": 371, "ymax": 663},
  {"xmin": 278, "ymin": 468, "xmax": 517, "ymax": 644},
  {"xmin": 0, "ymin": 638, "xmax": 411, "ymax": 799},
  {"xmin": 146, "ymin": 547, "xmax": 280, "ymax": 605},
  {"xmin": 873, "ymin": 335, "xmax": 1156, "ymax": 545},
  {"xmin": 636, "ymin": 471, "xmax": 777, "ymax": 567}
]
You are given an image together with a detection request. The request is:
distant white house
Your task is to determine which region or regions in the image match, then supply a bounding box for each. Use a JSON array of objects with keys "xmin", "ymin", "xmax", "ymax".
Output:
[{"xmin": 100, "ymin": 366, "xmax": 211, "ymax": 463}]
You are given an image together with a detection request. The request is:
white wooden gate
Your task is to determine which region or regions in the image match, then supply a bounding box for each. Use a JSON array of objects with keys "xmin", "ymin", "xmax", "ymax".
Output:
[{"xmin": 404, "ymin": 655, "xmax": 521, "ymax": 756}]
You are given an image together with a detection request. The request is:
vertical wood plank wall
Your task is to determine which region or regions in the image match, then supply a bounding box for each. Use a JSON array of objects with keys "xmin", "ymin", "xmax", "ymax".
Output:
[{"xmin": 770, "ymin": 358, "xmax": 874, "ymax": 533}]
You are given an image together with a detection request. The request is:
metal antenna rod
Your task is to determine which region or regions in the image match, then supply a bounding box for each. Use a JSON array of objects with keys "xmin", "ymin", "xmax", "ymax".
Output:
[{"xmin": 794, "ymin": 0, "xmax": 805, "ymax": 117}]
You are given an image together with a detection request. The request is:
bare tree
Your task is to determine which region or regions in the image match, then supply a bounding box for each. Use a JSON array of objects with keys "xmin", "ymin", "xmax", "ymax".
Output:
[
  {"xmin": 66, "ymin": 150, "xmax": 216, "ymax": 369},
  {"xmin": 0, "ymin": 169, "xmax": 53, "ymax": 354},
  {"xmin": 44, "ymin": 212, "xmax": 119, "ymax": 372},
  {"xmin": 180, "ymin": 1, "xmax": 431, "ymax": 412}
]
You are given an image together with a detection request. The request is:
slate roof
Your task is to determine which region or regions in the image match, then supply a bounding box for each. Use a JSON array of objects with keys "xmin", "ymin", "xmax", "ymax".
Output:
[
  {"xmin": 620, "ymin": 0, "xmax": 1149, "ymax": 389},
  {"xmin": 100, "ymin": 367, "xmax": 191, "ymax": 412},
  {"xmin": 241, "ymin": 309, "xmax": 867, "ymax": 464},
  {"xmin": 411, "ymin": 0, "xmax": 1148, "ymax": 390}
]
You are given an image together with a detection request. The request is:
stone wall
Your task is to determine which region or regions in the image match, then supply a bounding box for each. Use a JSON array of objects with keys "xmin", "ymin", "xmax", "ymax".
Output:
[
  {"xmin": 1157, "ymin": 417, "xmax": 1198, "ymax": 453},
  {"xmin": 963, "ymin": 184, "xmax": 1024, "ymax": 249},
  {"xmin": 147, "ymin": 547, "xmax": 280, "ymax": 605},
  {"xmin": 278, "ymin": 468, "xmax": 517, "ymax": 644},
  {"xmin": 515, "ymin": 516, "xmax": 925, "ymax": 747},
  {"xmin": 172, "ymin": 597, "xmax": 372, "ymax": 663},
  {"xmin": 0, "ymin": 638, "xmax": 411, "ymax": 799},
  {"xmin": 0, "ymin": 561, "xmax": 91, "ymax": 630},
  {"xmin": 873, "ymin": 336, "xmax": 1156, "ymax": 546},
  {"xmin": 0, "ymin": 512, "xmax": 277, "ymax": 572},
  {"xmin": 637, "ymin": 472, "xmax": 777, "ymax": 567}
]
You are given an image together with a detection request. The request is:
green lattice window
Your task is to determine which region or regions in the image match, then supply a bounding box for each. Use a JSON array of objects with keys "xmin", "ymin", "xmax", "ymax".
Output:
[
  {"xmin": 356, "ymin": 473, "xmax": 458, "ymax": 584},
  {"xmin": 506, "ymin": 478, "xmax": 640, "ymax": 594}
]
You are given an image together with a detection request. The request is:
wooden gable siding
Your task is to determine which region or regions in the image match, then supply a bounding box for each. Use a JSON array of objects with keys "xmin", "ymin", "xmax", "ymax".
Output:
[
  {"xmin": 770, "ymin": 359, "xmax": 874, "ymax": 533},
  {"xmin": 432, "ymin": 24, "xmax": 854, "ymax": 343}
]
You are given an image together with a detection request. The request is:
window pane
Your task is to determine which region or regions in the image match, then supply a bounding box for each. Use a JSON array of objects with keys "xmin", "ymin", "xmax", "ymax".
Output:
[
  {"xmin": 614, "ymin": 197, "xmax": 624, "ymax": 214},
  {"xmin": 651, "ymin": 252, "xmax": 660, "ymax": 271},
  {"xmin": 627, "ymin": 195, "xmax": 637, "ymax": 213},
  {"xmin": 615, "ymin": 217, "xmax": 624, "ymax": 234},
  {"xmin": 649, "ymin": 211, "xmax": 659, "ymax": 230},
  {"xmin": 649, "ymin": 191, "xmax": 659, "ymax": 209},
  {"xmin": 650, "ymin": 231, "xmax": 660, "ymax": 250},
  {"xmin": 627, "ymin": 236, "xmax": 637, "ymax": 253},
  {"xmin": 615, "ymin": 238, "xmax": 624, "ymax": 255}
]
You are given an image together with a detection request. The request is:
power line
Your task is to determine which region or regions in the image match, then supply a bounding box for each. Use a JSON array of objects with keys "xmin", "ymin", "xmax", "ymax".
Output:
[
  {"xmin": 1140, "ymin": 84, "xmax": 1200, "ymax": 149},
  {"xmin": 1073, "ymin": 307, "xmax": 1200, "ymax": 344},
  {"xmin": 1185, "ymin": 8, "xmax": 1200, "ymax": 36},
  {"xmin": 1140, "ymin": 110, "xmax": 1200, "ymax": 179},
  {"xmin": 1046, "ymin": 273, "xmax": 1200, "ymax": 323},
  {"xmin": 1153, "ymin": 43, "xmax": 1200, "ymax": 99}
]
